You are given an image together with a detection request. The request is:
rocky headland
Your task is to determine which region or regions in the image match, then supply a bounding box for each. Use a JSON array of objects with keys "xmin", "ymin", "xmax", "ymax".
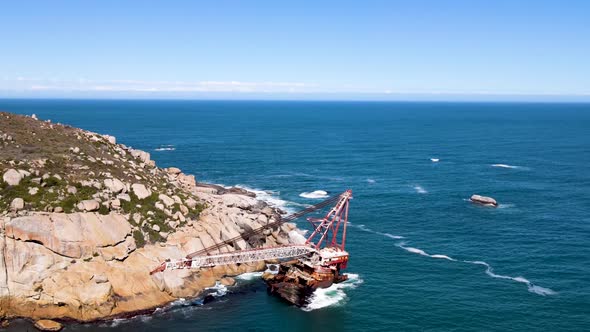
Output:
[{"xmin": 0, "ymin": 112, "xmax": 300, "ymax": 327}]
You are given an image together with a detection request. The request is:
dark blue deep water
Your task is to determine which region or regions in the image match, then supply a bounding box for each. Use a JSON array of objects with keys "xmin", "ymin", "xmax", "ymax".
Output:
[{"xmin": 1, "ymin": 100, "xmax": 589, "ymax": 331}]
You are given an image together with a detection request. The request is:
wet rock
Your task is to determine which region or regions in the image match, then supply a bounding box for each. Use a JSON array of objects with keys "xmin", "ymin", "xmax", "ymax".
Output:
[
  {"xmin": 34, "ymin": 319, "xmax": 62, "ymax": 331},
  {"xmin": 220, "ymin": 277, "xmax": 236, "ymax": 286},
  {"xmin": 470, "ymin": 194, "xmax": 498, "ymax": 207}
]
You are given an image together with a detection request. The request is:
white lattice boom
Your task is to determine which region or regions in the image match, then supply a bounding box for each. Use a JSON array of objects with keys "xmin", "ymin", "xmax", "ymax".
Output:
[
  {"xmin": 150, "ymin": 190, "xmax": 353, "ymax": 275},
  {"xmin": 155, "ymin": 245, "xmax": 316, "ymax": 272}
]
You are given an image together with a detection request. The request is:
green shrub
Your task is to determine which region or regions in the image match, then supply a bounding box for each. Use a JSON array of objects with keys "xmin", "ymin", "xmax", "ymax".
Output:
[
  {"xmin": 98, "ymin": 204, "xmax": 109, "ymax": 215},
  {"xmin": 133, "ymin": 230, "xmax": 146, "ymax": 248}
]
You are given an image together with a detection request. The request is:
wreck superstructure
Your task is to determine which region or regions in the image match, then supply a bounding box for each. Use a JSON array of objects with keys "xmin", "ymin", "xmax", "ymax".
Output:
[{"xmin": 152, "ymin": 190, "xmax": 353, "ymax": 306}]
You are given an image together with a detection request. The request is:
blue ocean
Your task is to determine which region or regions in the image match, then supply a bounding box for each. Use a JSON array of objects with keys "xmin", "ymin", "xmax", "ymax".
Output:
[{"xmin": 1, "ymin": 99, "xmax": 589, "ymax": 331}]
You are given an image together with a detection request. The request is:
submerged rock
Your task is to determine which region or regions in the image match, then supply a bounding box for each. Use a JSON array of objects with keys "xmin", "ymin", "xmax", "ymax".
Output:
[{"xmin": 470, "ymin": 194, "xmax": 498, "ymax": 207}]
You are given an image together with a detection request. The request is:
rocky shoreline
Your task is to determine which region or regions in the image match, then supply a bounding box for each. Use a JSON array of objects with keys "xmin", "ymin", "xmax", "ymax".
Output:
[{"xmin": 0, "ymin": 112, "xmax": 301, "ymax": 329}]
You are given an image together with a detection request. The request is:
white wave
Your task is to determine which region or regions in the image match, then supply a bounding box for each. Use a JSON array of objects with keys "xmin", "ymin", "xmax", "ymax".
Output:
[
  {"xmin": 430, "ymin": 254, "xmax": 456, "ymax": 261},
  {"xmin": 403, "ymin": 246, "xmax": 428, "ymax": 256},
  {"xmin": 302, "ymin": 273, "xmax": 363, "ymax": 311},
  {"xmin": 366, "ymin": 178, "xmax": 376, "ymax": 184},
  {"xmin": 299, "ymin": 190, "xmax": 329, "ymax": 199},
  {"xmin": 497, "ymin": 203, "xmax": 515, "ymax": 209},
  {"xmin": 236, "ymin": 272, "xmax": 263, "ymax": 281},
  {"xmin": 397, "ymin": 245, "xmax": 555, "ymax": 295},
  {"xmin": 528, "ymin": 285, "xmax": 557, "ymax": 296},
  {"xmin": 465, "ymin": 261, "xmax": 556, "ymax": 296},
  {"xmin": 233, "ymin": 185, "xmax": 300, "ymax": 214},
  {"xmin": 154, "ymin": 147, "xmax": 176, "ymax": 151},
  {"xmin": 383, "ymin": 233, "xmax": 404, "ymax": 239},
  {"xmin": 413, "ymin": 185, "xmax": 428, "ymax": 194},
  {"xmin": 430, "ymin": 158, "xmax": 440, "ymax": 162},
  {"xmin": 347, "ymin": 222, "xmax": 405, "ymax": 240},
  {"xmin": 491, "ymin": 164, "xmax": 520, "ymax": 169},
  {"xmin": 205, "ymin": 281, "xmax": 228, "ymax": 297},
  {"xmin": 288, "ymin": 230, "xmax": 308, "ymax": 244},
  {"xmin": 347, "ymin": 223, "xmax": 376, "ymax": 234},
  {"xmin": 397, "ymin": 243, "xmax": 456, "ymax": 261}
]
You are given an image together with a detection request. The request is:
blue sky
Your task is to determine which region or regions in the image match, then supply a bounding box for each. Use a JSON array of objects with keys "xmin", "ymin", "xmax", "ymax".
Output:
[{"xmin": 1, "ymin": 0, "xmax": 589, "ymax": 101}]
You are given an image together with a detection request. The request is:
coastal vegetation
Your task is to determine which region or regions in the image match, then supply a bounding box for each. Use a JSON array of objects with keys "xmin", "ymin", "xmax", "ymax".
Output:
[{"xmin": 0, "ymin": 112, "xmax": 297, "ymax": 327}]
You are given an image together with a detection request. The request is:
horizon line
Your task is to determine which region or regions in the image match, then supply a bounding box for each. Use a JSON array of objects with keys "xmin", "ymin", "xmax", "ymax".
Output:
[{"xmin": 1, "ymin": 96, "xmax": 590, "ymax": 104}]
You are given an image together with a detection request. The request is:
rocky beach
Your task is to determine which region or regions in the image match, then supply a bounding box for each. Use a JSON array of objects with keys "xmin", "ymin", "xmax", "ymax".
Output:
[{"xmin": 0, "ymin": 112, "xmax": 300, "ymax": 329}]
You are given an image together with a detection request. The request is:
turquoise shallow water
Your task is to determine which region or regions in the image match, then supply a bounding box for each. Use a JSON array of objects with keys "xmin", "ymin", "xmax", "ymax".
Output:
[{"xmin": 1, "ymin": 100, "xmax": 589, "ymax": 331}]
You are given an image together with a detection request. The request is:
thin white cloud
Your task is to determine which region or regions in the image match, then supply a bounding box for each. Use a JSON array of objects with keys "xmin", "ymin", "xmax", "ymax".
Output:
[
  {"xmin": 2, "ymin": 77, "xmax": 590, "ymax": 97},
  {"xmin": 14, "ymin": 78, "xmax": 319, "ymax": 93}
]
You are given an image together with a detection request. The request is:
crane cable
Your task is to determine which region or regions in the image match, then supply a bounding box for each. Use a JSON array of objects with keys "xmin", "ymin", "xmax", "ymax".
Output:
[{"xmin": 185, "ymin": 192, "xmax": 344, "ymax": 259}]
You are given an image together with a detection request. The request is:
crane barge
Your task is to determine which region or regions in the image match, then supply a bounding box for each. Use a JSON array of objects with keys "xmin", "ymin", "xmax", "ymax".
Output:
[{"xmin": 151, "ymin": 189, "xmax": 353, "ymax": 306}]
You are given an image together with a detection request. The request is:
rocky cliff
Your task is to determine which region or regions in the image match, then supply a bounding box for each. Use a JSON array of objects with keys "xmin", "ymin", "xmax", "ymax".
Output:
[{"xmin": 0, "ymin": 112, "xmax": 299, "ymax": 323}]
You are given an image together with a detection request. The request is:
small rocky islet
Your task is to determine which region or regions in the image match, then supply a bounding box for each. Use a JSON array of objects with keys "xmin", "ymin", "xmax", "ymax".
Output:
[{"xmin": 0, "ymin": 112, "xmax": 301, "ymax": 329}]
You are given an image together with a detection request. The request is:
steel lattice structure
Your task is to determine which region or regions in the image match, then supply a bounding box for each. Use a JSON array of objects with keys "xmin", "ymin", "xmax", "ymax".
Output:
[
  {"xmin": 151, "ymin": 190, "xmax": 352, "ymax": 274},
  {"xmin": 152, "ymin": 245, "xmax": 316, "ymax": 273}
]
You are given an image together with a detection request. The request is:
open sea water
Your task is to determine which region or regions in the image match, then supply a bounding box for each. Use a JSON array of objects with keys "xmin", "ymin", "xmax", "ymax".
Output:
[{"xmin": 1, "ymin": 100, "xmax": 589, "ymax": 331}]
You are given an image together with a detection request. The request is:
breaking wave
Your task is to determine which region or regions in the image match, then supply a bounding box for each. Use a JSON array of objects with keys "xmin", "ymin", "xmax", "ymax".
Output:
[
  {"xmin": 302, "ymin": 273, "xmax": 363, "ymax": 311},
  {"xmin": 395, "ymin": 242, "xmax": 556, "ymax": 296},
  {"xmin": 413, "ymin": 185, "xmax": 428, "ymax": 194},
  {"xmin": 299, "ymin": 190, "xmax": 330, "ymax": 199},
  {"xmin": 383, "ymin": 233, "xmax": 404, "ymax": 239},
  {"xmin": 430, "ymin": 158, "xmax": 440, "ymax": 162},
  {"xmin": 205, "ymin": 281, "xmax": 228, "ymax": 297},
  {"xmin": 491, "ymin": 164, "xmax": 525, "ymax": 169},
  {"xmin": 154, "ymin": 145, "xmax": 176, "ymax": 151},
  {"xmin": 347, "ymin": 227, "xmax": 556, "ymax": 297},
  {"xmin": 236, "ymin": 272, "xmax": 263, "ymax": 281},
  {"xmin": 347, "ymin": 222, "xmax": 405, "ymax": 239},
  {"xmin": 397, "ymin": 242, "xmax": 457, "ymax": 261},
  {"xmin": 466, "ymin": 261, "xmax": 556, "ymax": 296},
  {"xmin": 366, "ymin": 178, "xmax": 376, "ymax": 184},
  {"xmin": 233, "ymin": 185, "xmax": 304, "ymax": 214}
]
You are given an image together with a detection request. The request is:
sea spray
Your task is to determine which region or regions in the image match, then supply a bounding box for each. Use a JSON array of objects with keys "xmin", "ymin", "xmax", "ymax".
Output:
[
  {"xmin": 302, "ymin": 273, "xmax": 363, "ymax": 311},
  {"xmin": 299, "ymin": 190, "xmax": 330, "ymax": 199}
]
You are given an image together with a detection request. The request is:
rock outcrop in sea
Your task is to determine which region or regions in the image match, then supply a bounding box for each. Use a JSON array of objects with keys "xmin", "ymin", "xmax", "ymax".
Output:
[
  {"xmin": 469, "ymin": 194, "xmax": 498, "ymax": 207},
  {"xmin": 0, "ymin": 112, "xmax": 298, "ymax": 324}
]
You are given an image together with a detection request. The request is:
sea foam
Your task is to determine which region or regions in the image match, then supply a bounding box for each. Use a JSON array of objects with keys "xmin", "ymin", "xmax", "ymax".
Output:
[
  {"xmin": 236, "ymin": 272, "xmax": 263, "ymax": 281},
  {"xmin": 232, "ymin": 185, "xmax": 304, "ymax": 214},
  {"xmin": 466, "ymin": 261, "xmax": 557, "ymax": 296},
  {"xmin": 413, "ymin": 185, "xmax": 428, "ymax": 194},
  {"xmin": 491, "ymin": 164, "xmax": 522, "ymax": 169},
  {"xmin": 302, "ymin": 273, "xmax": 363, "ymax": 311},
  {"xmin": 299, "ymin": 190, "xmax": 330, "ymax": 199},
  {"xmin": 154, "ymin": 144, "xmax": 176, "ymax": 151}
]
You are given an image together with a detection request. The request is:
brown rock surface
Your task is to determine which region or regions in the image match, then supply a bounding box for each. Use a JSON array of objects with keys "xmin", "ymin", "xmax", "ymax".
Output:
[{"xmin": 34, "ymin": 319, "xmax": 63, "ymax": 331}]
